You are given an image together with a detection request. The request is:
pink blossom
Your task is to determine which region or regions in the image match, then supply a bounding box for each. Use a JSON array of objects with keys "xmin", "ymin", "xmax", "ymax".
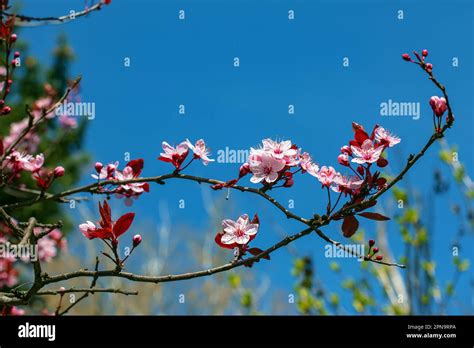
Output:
[
  {"xmin": 351, "ymin": 139, "xmax": 384, "ymax": 164},
  {"xmin": 249, "ymin": 151, "xmax": 286, "ymax": 184},
  {"xmin": 5, "ymin": 152, "xmax": 44, "ymax": 173},
  {"xmin": 313, "ymin": 166, "xmax": 337, "ymax": 187},
  {"xmin": 22, "ymin": 154, "xmax": 44, "ymax": 172},
  {"xmin": 158, "ymin": 141, "xmax": 189, "ymax": 169},
  {"xmin": 79, "ymin": 221, "xmax": 97, "ymax": 239},
  {"xmin": 374, "ymin": 127, "xmax": 401, "ymax": 147},
  {"xmin": 262, "ymin": 139, "xmax": 297, "ymax": 159},
  {"xmin": 185, "ymin": 139, "xmax": 214, "ymax": 165},
  {"xmin": 299, "ymin": 152, "xmax": 319, "ymax": 176},
  {"xmin": 3, "ymin": 119, "xmax": 40, "ymax": 153},
  {"xmin": 219, "ymin": 214, "xmax": 259, "ymax": 246},
  {"xmin": 331, "ymin": 173, "xmax": 364, "ymax": 195},
  {"xmin": 114, "ymin": 166, "xmax": 148, "ymax": 194},
  {"xmin": 58, "ymin": 115, "xmax": 78, "ymax": 129},
  {"xmin": 429, "ymin": 96, "xmax": 447, "ymax": 116}
]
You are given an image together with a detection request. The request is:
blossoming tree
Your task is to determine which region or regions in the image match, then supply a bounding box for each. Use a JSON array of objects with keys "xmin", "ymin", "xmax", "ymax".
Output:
[{"xmin": 0, "ymin": 0, "xmax": 457, "ymax": 315}]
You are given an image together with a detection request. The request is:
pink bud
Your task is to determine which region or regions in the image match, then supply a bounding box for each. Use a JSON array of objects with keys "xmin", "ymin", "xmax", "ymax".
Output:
[
  {"xmin": 10, "ymin": 33, "xmax": 17, "ymax": 42},
  {"xmin": 239, "ymin": 163, "xmax": 250, "ymax": 178},
  {"xmin": 429, "ymin": 96, "xmax": 447, "ymax": 116},
  {"xmin": 1, "ymin": 106, "xmax": 12, "ymax": 115},
  {"xmin": 375, "ymin": 255, "xmax": 383, "ymax": 261},
  {"xmin": 368, "ymin": 239, "xmax": 375, "ymax": 247},
  {"xmin": 53, "ymin": 166, "xmax": 65, "ymax": 178},
  {"xmin": 132, "ymin": 234, "xmax": 142, "ymax": 248},
  {"xmin": 337, "ymin": 154, "xmax": 349, "ymax": 167},
  {"xmin": 422, "ymin": 49, "xmax": 428, "ymax": 57},
  {"xmin": 14, "ymin": 51, "xmax": 20, "ymax": 58},
  {"xmin": 402, "ymin": 53, "xmax": 411, "ymax": 61},
  {"xmin": 7, "ymin": 79, "xmax": 12, "ymax": 86},
  {"xmin": 372, "ymin": 247, "xmax": 379, "ymax": 253},
  {"xmin": 340, "ymin": 145, "xmax": 352, "ymax": 156},
  {"xmin": 94, "ymin": 162, "xmax": 103, "ymax": 173}
]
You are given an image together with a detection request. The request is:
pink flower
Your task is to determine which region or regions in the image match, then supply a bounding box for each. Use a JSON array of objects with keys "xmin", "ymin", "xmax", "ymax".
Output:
[
  {"xmin": 158, "ymin": 141, "xmax": 189, "ymax": 169},
  {"xmin": 374, "ymin": 127, "xmax": 401, "ymax": 147},
  {"xmin": 218, "ymin": 214, "xmax": 259, "ymax": 246},
  {"xmin": 351, "ymin": 139, "xmax": 384, "ymax": 164},
  {"xmin": 185, "ymin": 139, "xmax": 214, "ymax": 165},
  {"xmin": 429, "ymin": 96, "xmax": 447, "ymax": 116},
  {"xmin": 5, "ymin": 152, "xmax": 44, "ymax": 173},
  {"xmin": 58, "ymin": 115, "xmax": 78, "ymax": 129},
  {"xmin": 79, "ymin": 221, "xmax": 97, "ymax": 239},
  {"xmin": 299, "ymin": 152, "xmax": 319, "ymax": 176},
  {"xmin": 249, "ymin": 151, "xmax": 286, "ymax": 184},
  {"xmin": 262, "ymin": 139, "xmax": 297, "ymax": 159},
  {"xmin": 22, "ymin": 154, "xmax": 44, "ymax": 172},
  {"xmin": 331, "ymin": 174, "xmax": 364, "ymax": 195},
  {"xmin": 313, "ymin": 166, "xmax": 337, "ymax": 187}
]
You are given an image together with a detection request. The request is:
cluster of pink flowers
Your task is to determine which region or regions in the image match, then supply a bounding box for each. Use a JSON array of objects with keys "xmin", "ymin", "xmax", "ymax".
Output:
[
  {"xmin": 158, "ymin": 138, "xmax": 214, "ymax": 170},
  {"xmin": 92, "ymin": 159, "xmax": 149, "ymax": 206},
  {"xmin": 3, "ymin": 151, "xmax": 65, "ymax": 190}
]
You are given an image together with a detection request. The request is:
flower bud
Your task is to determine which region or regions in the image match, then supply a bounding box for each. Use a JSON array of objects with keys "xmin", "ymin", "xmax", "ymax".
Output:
[
  {"xmin": 340, "ymin": 145, "xmax": 352, "ymax": 156},
  {"xmin": 10, "ymin": 33, "xmax": 17, "ymax": 42},
  {"xmin": 94, "ymin": 162, "xmax": 103, "ymax": 173},
  {"xmin": 132, "ymin": 234, "xmax": 142, "ymax": 248},
  {"xmin": 357, "ymin": 165, "xmax": 365, "ymax": 176},
  {"xmin": 372, "ymin": 247, "xmax": 379, "ymax": 253},
  {"xmin": 422, "ymin": 49, "xmax": 428, "ymax": 57},
  {"xmin": 376, "ymin": 158, "xmax": 388, "ymax": 168},
  {"xmin": 368, "ymin": 239, "xmax": 375, "ymax": 247},
  {"xmin": 14, "ymin": 51, "xmax": 20, "ymax": 58},
  {"xmin": 53, "ymin": 166, "xmax": 65, "ymax": 178},
  {"xmin": 375, "ymin": 255, "xmax": 383, "ymax": 261},
  {"xmin": 239, "ymin": 163, "xmax": 250, "ymax": 178},
  {"xmin": 402, "ymin": 53, "xmax": 411, "ymax": 61},
  {"xmin": 337, "ymin": 154, "xmax": 349, "ymax": 167},
  {"xmin": 1, "ymin": 106, "xmax": 12, "ymax": 115},
  {"xmin": 425, "ymin": 63, "xmax": 433, "ymax": 73}
]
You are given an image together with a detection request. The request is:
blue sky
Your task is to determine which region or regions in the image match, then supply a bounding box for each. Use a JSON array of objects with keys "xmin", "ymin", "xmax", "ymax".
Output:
[{"xmin": 16, "ymin": 0, "xmax": 473, "ymax": 314}]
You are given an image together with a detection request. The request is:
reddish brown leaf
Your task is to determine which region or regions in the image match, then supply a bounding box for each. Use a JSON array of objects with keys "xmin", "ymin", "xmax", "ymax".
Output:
[
  {"xmin": 247, "ymin": 247, "xmax": 270, "ymax": 260},
  {"xmin": 113, "ymin": 212, "xmax": 135, "ymax": 237},
  {"xmin": 341, "ymin": 216, "xmax": 359, "ymax": 238},
  {"xmin": 357, "ymin": 212, "xmax": 390, "ymax": 221}
]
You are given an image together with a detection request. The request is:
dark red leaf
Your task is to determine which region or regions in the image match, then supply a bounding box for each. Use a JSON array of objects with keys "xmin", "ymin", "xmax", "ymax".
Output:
[
  {"xmin": 247, "ymin": 247, "xmax": 270, "ymax": 260},
  {"xmin": 113, "ymin": 212, "xmax": 135, "ymax": 237},
  {"xmin": 354, "ymin": 129, "xmax": 369, "ymax": 143},
  {"xmin": 357, "ymin": 212, "xmax": 390, "ymax": 221},
  {"xmin": 341, "ymin": 216, "xmax": 359, "ymax": 238}
]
